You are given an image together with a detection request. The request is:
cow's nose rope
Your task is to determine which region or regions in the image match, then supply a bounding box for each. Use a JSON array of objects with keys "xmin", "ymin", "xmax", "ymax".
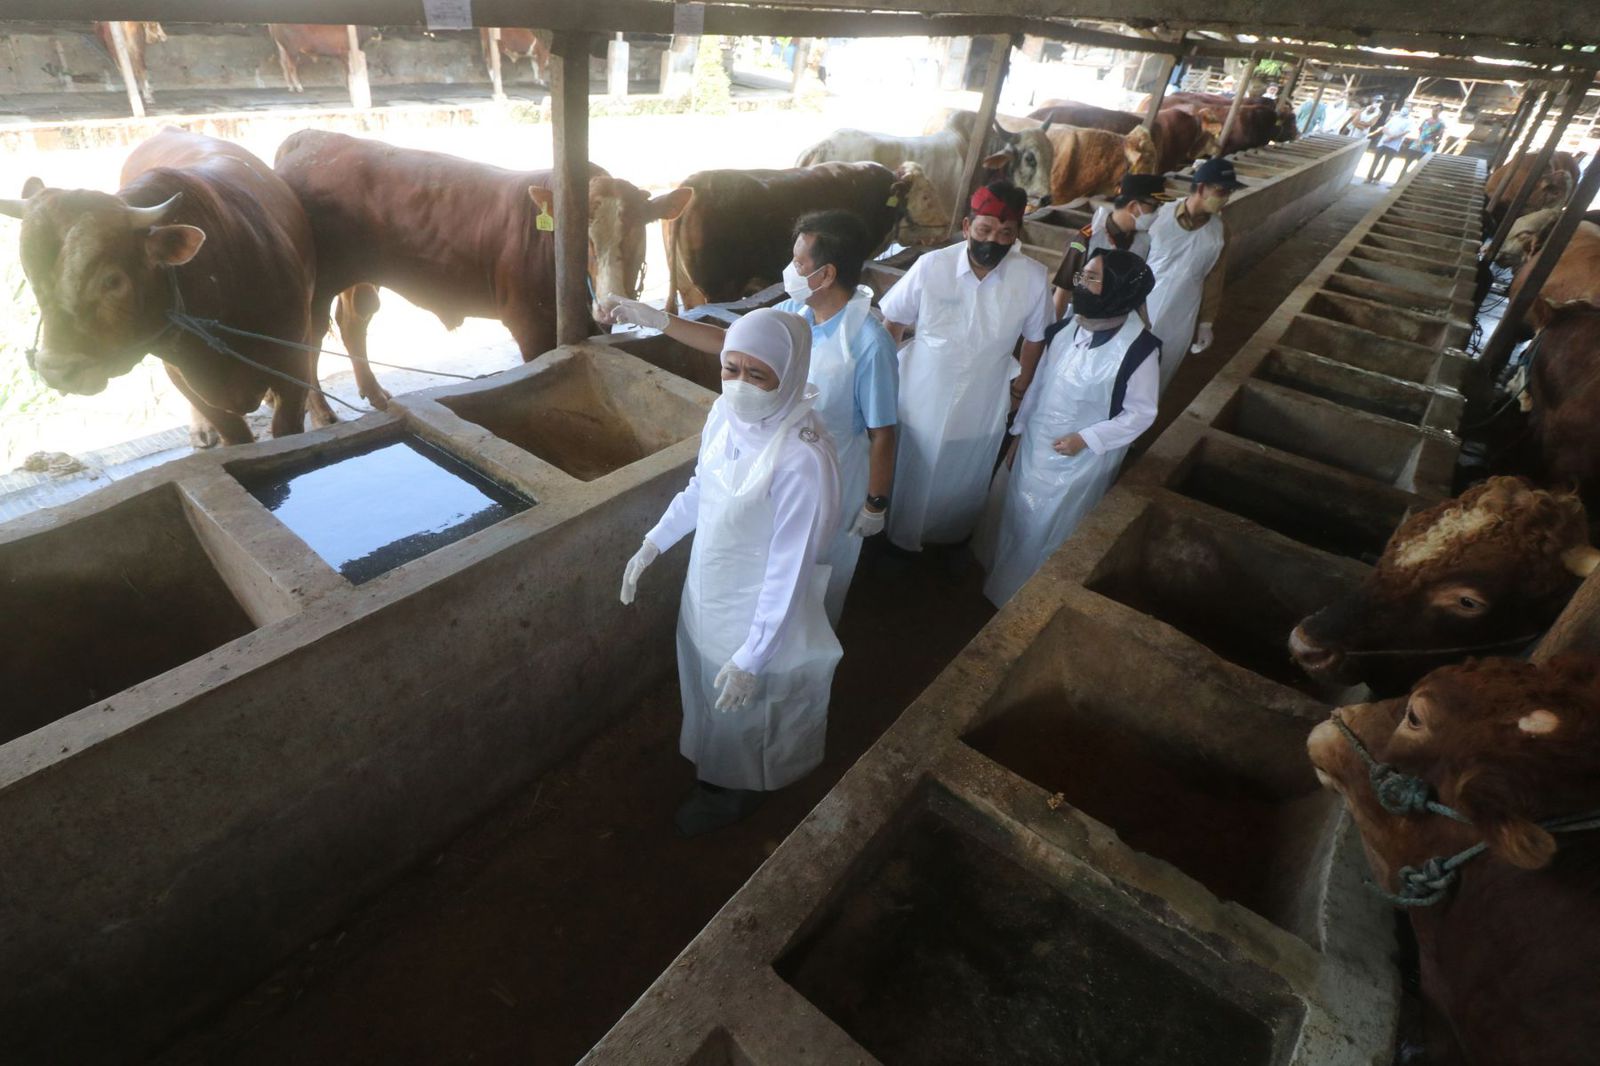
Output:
[{"xmin": 1329, "ymin": 711, "xmax": 1600, "ymax": 907}]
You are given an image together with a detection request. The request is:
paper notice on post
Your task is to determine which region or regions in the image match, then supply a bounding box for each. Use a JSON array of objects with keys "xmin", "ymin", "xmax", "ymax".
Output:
[
  {"xmin": 423, "ymin": 0, "xmax": 474, "ymax": 30},
  {"xmin": 673, "ymin": 2, "xmax": 706, "ymax": 36}
]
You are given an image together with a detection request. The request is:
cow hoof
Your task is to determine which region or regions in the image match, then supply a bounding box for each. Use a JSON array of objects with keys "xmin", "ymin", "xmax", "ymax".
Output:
[
  {"xmin": 190, "ymin": 425, "xmax": 222, "ymax": 450},
  {"xmin": 363, "ymin": 385, "xmax": 393, "ymax": 411}
]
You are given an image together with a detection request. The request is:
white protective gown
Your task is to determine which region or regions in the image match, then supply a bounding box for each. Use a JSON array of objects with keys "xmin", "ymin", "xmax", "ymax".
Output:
[
  {"xmin": 1144, "ymin": 200, "xmax": 1226, "ymax": 393},
  {"xmin": 649, "ymin": 397, "xmax": 843, "ymax": 791},
  {"xmin": 1088, "ymin": 205, "xmax": 1151, "ymax": 259},
  {"xmin": 982, "ymin": 317, "xmax": 1159, "ymax": 607},
  {"xmin": 884, "ymin": 243, "xmax": 1050, "ymax": 550},
  {"xmin": 809, "ymin": 286, "xmax": 874, "ymax": 625}
]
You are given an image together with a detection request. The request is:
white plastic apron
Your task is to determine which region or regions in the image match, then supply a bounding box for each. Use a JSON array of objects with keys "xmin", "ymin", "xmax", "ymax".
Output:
[
  {"xmin": 888, "ymin": 250, "xmax": 1036, "ymax": 551},
  {"xmin": 809, "ymin": 287, "xmax": 873, "ymax": 626},
  {"xmin": 982, "ymin": 317, "xmax": 1145, "ymax": 608},
  {"xmin": 676, "ymin": 405, "xmax": 843, "ymax": 791},
  {"xmin": 1144, "ymin": 201, "xmax": 1225, "ymax": 393}
]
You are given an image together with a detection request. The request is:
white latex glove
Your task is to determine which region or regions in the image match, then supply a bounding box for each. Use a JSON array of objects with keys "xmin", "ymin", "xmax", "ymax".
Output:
[
  {"xmin": 713, "ymin": 661, "xmax": 758, "ymax": 712},
  {"xmin": 1190, "ymin": 322, "xmax": 1215, "ymax": 355},
  {"xmin": 603, "ymin": 293, "xmax": 669, "ymax": 331},
  {"xmin": 848, "ymin": 504, "xmax": 886, "ymax": 538},
  {"xmin": 619, "ymin": 538, "xmax": 661, "ymax": 605}
]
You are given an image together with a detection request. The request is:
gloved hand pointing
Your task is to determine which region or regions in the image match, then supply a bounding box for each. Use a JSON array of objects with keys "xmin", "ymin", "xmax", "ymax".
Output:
[
  {"xmin": 602, "ymin": 294, "xmax": 670, "ymax": 332},
  {"xmin": 619, "ymin": 537, "xmax": 661, "ymax": 605},
  {"xmin": 713, "ymin": 661, "xmax": 758, "ymax": 712},
  {"xmin": 1190, "ymin": 322, "xmax": 1215, "ymax": 355},
  {"xmin": 847, "ymin": 504, "xmax": 886, "ymax": 538}
]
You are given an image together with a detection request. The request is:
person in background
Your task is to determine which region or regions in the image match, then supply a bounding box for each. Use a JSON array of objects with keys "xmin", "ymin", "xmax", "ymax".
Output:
[
  {"xmin": 618, "ymin": 309, "xmax": 842, "ymax": 837},
  {"xmin": 878, "ymin": 180, "xmax": 1051, "ymax": 554},
  {"xmin": 982, "ymin": 249, "xmax": 1161, "ymax": 607},
  {"xmin": 1143, "ymin": 155, "xmax": 1241, "ymax": 393},
  {"xmin": 1342, "ymin": 93, "xmax": 1385, "ymax": 137},
  {"xmin": 1050, "ymin": 173, "xmax": 1166, "ymax": 319},
  {"xmin": 605, "ymin": 210, "xmax": 897, "ymax": 626},
  {"xmin": 1403, "ymin": 105, "xmax": 1448, "ymax": 175},
  {"xmin": 1366, "ymin": 104, "xmax": 1415, "ymax": 183}
]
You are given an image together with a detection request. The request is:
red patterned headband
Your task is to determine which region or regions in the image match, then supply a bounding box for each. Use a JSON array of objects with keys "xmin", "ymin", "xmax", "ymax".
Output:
[{"xmin": 969, "ymin": 186, "xmax": 1024, "ymax": 225}]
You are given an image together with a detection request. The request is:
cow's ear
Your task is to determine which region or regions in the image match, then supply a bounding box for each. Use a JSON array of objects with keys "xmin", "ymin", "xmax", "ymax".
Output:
[
  {"xmin": 146, "ymin": 224, "xmax": 205, "ymax": 267},
  {"xmin": 648, "ymin": 187, "xmax": 693, "ymax": 222},
  {"xmin": 1455, "ymin": 766, "xmax": 1558, "ymax": 870},
  {"xmin": 527, "ymin": 185, "xmax": 555, "ymax": 214},
  {"xmin": 21, "ymin": 176, "xmax": 44, "ymax": 199},
  {"xmin": 981, "ymin": 150, "xmax": 1012, "ymax": 172},
  {"xmin": 1562, "ymin": 544, "xmax": 1600, "ymax": 577}
]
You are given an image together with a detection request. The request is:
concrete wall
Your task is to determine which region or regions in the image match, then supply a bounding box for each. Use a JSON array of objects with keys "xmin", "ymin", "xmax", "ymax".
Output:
[
  {"xmin": 581, "ymin": 151, "xmax": 1486, "ymax": 1066},
  {"xmin": 0, "ymin": 343, "xmax": 712, "ymax": 1062}
]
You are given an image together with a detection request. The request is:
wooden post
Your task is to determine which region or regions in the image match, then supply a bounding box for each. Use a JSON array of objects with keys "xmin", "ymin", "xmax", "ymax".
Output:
[
  {"xmin": 345, "ymin": 25, "xmax": 372, "ymax": 110},
  {"xmin": 106, "ymin": 21, "xmax": 145, "ymax": 119},
  {"xmin": 1481, "ymin": 99, "xmax": 1600, "ymax": 379},
  {"xmin": 1484, "ymin": 75, "xmax": 1588, "ymax": 267},
  {"xmin": 1142, "ymin": 47, "xmax": 1178, "ymax": 131},
  {"xmin": 948, "ymin": 33, "xmax": 1011, "ymax": 238},
  {"xmin": 1279, "ymin": 60, "xmax": 1302, "ymax": 103},
  {"xmin": 488, "ymin": 27, "xmax": 506, "ymax": 101},
  {"xmin": 606, "ymin": 32, "xmax": 629, "ymax": 97},
  {"xmin": 1306, "ymin": 73, "xmax": 1328, "ymax": 134},
  {"xmin": 1487, "ymin": 83, "xmax": 1540, "ymax": 175},
  {"xmin": 1534, "ymin": 566, "xmax": 1600, "ymax": 662},
  {"xmin": 551, "ymin": 32, "xmax": 593, "ymax": 346},
  {"xmin": 1218, "ymin": 50, "xmax": 1258, "ymax": 154}
]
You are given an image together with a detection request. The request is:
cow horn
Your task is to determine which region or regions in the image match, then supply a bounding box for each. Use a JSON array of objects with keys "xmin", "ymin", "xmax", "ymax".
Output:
[
  {"xmin": 1562, "ymin": 545, "xmax": 1600, "ymax": 577},
  {"xmin": 0, "ymin": 199, "xmax": 27, "ymax": 219},
  {"xmin": 123, "ymin": 192, "xmax": 183, "ymax": 229}
]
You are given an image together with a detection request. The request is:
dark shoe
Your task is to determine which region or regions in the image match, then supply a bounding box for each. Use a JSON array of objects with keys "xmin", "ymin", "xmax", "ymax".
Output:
[{"xmin": 674, "ymin": 782, "xmax": 765, "ymax": 837}]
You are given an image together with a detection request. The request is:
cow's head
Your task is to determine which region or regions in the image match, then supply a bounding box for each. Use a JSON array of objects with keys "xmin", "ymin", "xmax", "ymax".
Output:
[
  {"xmin": 892, "ymin": 162, "xmax": 947, "ymax": 230},
  {"xmin": 1290, "ymin": 477, "xmax": 1598, "ymax": 696},
  {"xmin": 1495, "ymin": 205, "xmax": 1563, "ymax": 269},
  {"xmin": 1526, "ymin": 167, "xmax": 1576, "ymax": 216},
  {"xmin": 1274, "ymin": 102, "xmax": 1299, "ymax": 142},
  {"xmin": 1309, "ymin": 656, "xmax": 1600, "ymax": 885},
  {"xmin": 1124, "ymin": 124, "xmax": 1159, "ymax": 174},
  {"xmin": 1197, "ymin": 108, "xmax": 1226, "ymax": 151},
  {"xmin": 990, "ymin": 129, "xmax": 1053, "ymax": 207},
  {"xmin": 1, "ymin": 179, "xmax": 203, "ymax": 395},
  {"xmin": 530, "ymin": 178, "xmax": 692, "ymax": 326}
]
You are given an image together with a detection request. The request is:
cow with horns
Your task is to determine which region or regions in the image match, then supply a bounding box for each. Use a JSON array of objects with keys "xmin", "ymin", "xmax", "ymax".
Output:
[
  {"xmin": 1307, "ymin": 654, "xmax": 1600, "ymax": 1064},
  {"xmin": 3, "ymin": 128, "xmax": 324, "ymax": 447}
]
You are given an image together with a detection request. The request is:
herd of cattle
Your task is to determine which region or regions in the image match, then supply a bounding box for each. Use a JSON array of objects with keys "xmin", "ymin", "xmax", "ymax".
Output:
[
  {"xmin": 88, "ymin": 21, "xmax": 549, "ymax": 104},
  {"xmin": 5, "ymin": 77, "xmax": 1600, "ymax": 1059}
]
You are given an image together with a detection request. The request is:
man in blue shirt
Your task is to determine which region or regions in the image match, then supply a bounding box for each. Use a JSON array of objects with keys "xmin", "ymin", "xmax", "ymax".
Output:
[{"xmin": 604, "ymin": 210, "xmax": 898, "ymax": 624}]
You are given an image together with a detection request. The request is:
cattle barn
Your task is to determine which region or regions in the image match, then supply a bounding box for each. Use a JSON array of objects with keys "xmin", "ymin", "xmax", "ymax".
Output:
[{"xmin": 1, "ymin": 0, "xmax": 1599, "ymax": 1063}]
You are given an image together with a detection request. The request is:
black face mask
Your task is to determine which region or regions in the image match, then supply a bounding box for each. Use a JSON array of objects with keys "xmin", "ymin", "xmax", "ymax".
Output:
[
  {"xmin": 1072, "ymin": 283, "xmax": 1118, "ymax": 320},
  {"xmin": 967, "ymin": 238, "xmax": 1011, "ymax": 269}
]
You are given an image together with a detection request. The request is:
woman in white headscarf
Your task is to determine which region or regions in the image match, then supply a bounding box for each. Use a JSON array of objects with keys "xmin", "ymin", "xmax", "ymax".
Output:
[{"xmin": 620, "ymin": 308, "xmax": 843, "ymax": 836}]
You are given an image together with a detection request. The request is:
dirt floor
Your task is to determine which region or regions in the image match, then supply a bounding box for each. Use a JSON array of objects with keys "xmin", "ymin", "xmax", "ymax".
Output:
[{"xmin": 147, "ymin": 175, "xmax": 1386, "ymax": 1066}]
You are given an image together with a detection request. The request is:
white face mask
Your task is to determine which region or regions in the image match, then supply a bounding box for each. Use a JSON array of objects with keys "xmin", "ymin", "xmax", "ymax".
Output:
[
  {"xmin": 782, "ymin": 261, "xmax": 823, "ymax": 304},
  {"xmin": 722, "ymin": 377, "xmax": 785, "ymax": 423}
]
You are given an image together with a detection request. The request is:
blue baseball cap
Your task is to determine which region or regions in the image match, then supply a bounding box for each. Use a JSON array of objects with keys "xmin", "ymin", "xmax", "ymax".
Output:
[{"xmin": 1192, "ymin": 156, "xmax": 1247, "ymax": 191}]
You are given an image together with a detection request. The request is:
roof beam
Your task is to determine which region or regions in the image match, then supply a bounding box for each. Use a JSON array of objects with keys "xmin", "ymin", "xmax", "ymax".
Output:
[
  {"xmin": 15, "ymin": 1, "xmax": 1600, "ymax": 52},
  {"xmin": 1187, "ymin": 37, "xmax": 1551, "ymax": 82},
  {"xmin": 1168, "ymin": 23, "xmax": 1599, "ymax": 68}
]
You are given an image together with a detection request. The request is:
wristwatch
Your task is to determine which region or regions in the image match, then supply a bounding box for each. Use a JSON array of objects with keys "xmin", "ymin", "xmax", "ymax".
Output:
[{"xmin": 865, "ymin": 494, "xmax": 890, "ymax": 512}]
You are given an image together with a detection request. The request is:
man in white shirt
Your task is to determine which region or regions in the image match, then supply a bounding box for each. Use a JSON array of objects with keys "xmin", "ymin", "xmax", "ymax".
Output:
[
  {"xmin": 1366, "ymin": 105, "xmax": 1416, "ymax": 184},
  {"xmin": 878, "ymin": 181, "xmax": 1052, "ymax": 552}
]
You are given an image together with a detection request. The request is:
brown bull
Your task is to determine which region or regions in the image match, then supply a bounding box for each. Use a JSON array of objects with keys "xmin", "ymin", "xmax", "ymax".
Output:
[
  {"xmin": 1029, "ymin": 102, "xmax": 1219, "ymax": 174},
  {"xmin": 481, "ymin": 28, "xmax": 550, "ymax": 85},
  {"xmin": 92, "ymin": 22, "xmax": 165, "ymax": 104},
  {"xmin": 1044, "ymin": 124, "xmax": 1158, "ymax": 206},
  {"xmin": 1486, "ymin": 151, "xmax": 1584, "ymax": 231},
  {"xmin": 1290, "ymin": 477, "xmax": 1599, "ymax": 696},
  {"xmin": 274, "ymin": 130, "xmax": 689, "ymax": 386},
  {"xmin": 1308, "ymin": 655, "xmax": 1600, "ymax": 1064},
  {"xmin": 267, "ymin": 24, "xmax": 375, "ymax": 93},
  {"xmin": 1161, "ymin": 92, "xmax": 1297, "ymax": 155},
  {"xmin": 3, "ymin": 128, "xmax": 319, "ymax": 446},
  {"xmin": 663, "ymin": 161, "xmax": 938, "ymax": 310}
]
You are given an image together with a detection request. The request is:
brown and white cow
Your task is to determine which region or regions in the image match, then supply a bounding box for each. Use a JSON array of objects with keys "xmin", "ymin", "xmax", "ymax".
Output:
[
  {"xmin": 267, "ymin": 24, "xmax": 374, "ymax": 93},
  {"xmin": 1486, "ymin": 151, "xmax": 1584, "ymax": 232},
  {"xmin": 92, "ymin": 22, "xmax": 165, "ymax": 104},
  {"xmin": 481, "ymin": 28, "xmax": 550, "ymax": 85},
  {"xmin": 796, "ymin": 110, "xmax": 1052, "ymax": 222},
  {"xmin": 1307, "ymin": 655, "xmax": 1600, "ymax": 1064},
  {"xmin": 1290, "ymin": 477, "xmax": 1599, "ymax": 696},
  {"xmin": 3, "ymin": 128, "xmax": 319, "ymax": 446},
  {"xmin": 274, "ymin": 129, "xmax": 689, "ymax": 387},
  {"xmin": 1028, "ymin": 102, "xmax": 1220, "ymax": 174},
  {"xmin": 662, "ymin": 161, "xmax": 942, "ymax": 311},
  {"xmin": 1161, "ymin": 92, "xmax": 1297, "ymax": 155},
  {"xmin": 1044, "ymin": 124, "xmax": 1159, "ymax": 207}
]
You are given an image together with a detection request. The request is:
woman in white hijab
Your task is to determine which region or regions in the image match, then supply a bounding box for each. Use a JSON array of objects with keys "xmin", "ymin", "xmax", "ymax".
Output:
[{"xmin": 620, "ymin": 308, "xmax": 843, "ymax": 836}]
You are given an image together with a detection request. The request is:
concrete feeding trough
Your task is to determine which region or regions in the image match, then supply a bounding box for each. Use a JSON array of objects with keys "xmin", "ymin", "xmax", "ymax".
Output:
[
  {"xmin": 436, "ymin": 347, "xmax": 707, "ymax": 482},
  {"xmin": 586, "ymin": 147, "xmax": 1476, "ymax": 1066},
  {"xmin": 1301, "ymin": 289, "xmax": 1466, "ymax": 348},
  {"xmin": 0, "ymin": 483, "xmax": 257, "ymax": 746},
  {"xmin": 603, "ymin": 331, "xmax": 723, "ymax": 392}
]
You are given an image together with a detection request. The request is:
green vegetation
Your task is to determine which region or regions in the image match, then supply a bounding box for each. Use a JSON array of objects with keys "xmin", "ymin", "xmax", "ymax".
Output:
[{"xmin": 692, "ymin": 36, "xmax": 732, "ymax": 115}]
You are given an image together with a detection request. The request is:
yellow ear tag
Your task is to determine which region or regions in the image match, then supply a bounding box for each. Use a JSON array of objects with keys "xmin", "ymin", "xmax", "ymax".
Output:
[
  {"xmin": 886, "ymin": 195, "xmax": 900, "ymax": 207},
  {"xmin": 536, "ymin": 205, "xmax": 555, "ymax": 231}
]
